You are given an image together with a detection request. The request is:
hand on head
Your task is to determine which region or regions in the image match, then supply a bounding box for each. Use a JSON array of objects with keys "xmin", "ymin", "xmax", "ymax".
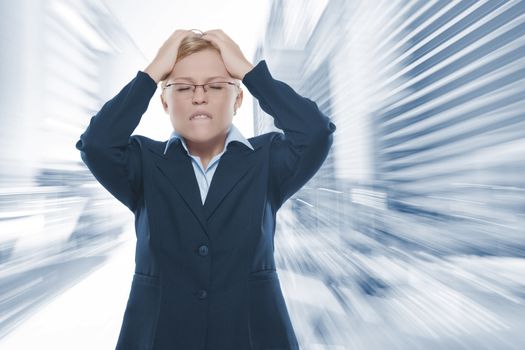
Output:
[
  {"xmin": 200, "ymin": 29, "xmax": 254, "ymax": 80},
  {"xmin": 144, "ymin": 29, "xmax": 195, "ymax": 84},
  {"xmin": 144, "ymin": 29, "xmax": 253, "ymax": 84}
]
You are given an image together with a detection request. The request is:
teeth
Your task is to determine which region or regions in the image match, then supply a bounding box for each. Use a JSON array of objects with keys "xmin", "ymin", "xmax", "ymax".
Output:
[{"xmin": 192, "ymin": 114, "xmax": 210, "ymax": 120}]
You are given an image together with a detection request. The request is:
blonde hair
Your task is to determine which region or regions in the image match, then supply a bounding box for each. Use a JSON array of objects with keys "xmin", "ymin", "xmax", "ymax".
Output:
[{"xmin": 160, "ymin": 33, "xmax": 221, "ymax": 89}]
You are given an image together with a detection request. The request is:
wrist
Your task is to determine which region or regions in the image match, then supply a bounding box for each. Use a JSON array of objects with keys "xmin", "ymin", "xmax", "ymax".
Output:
[
  {"xmin": 143, "ymin": 64, "xmax": 163, "ymax": 84},
  {"xmin": 240, "ymin": 62, "xmax": 254, "ymax": 80}
]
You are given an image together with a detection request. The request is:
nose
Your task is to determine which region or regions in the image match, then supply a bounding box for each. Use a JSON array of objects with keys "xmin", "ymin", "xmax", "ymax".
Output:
[{"xmin": 192, "ymin": 85, "xmax": 208, "ymax": 104}]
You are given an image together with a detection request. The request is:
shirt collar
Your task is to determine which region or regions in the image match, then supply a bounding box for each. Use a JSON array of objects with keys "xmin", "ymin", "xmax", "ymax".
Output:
[{"xmin": 163, "ymin": 123, "xmax": 254, "ymax": 156}]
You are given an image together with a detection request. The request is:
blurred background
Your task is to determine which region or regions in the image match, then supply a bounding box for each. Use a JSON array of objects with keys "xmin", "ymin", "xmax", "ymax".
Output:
[{"xmin": 1, "ymin": 0, "xmax": 525, "ymax": 349}]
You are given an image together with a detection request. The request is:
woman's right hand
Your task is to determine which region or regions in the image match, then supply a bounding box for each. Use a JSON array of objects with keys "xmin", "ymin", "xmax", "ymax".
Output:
[{"xmin": 143, "ymin": 29, "xmax": 195, "ymax": 84}]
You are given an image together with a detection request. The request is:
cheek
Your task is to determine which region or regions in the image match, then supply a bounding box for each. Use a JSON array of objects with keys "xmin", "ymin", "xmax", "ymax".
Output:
[
  {"xmin": 217, "ymin": 99, "xmax": 235, "ymax": 112},
  {"xmin": 169, "ymin": 102, "xmax": 190, "ymax": 118},
  {"xmin": 169, "ymin": 112, "xmax": 189, "ymax": 129},
  {"xmin": 169, "ymin": 101, "xmax": 184, "ymax": 113}
]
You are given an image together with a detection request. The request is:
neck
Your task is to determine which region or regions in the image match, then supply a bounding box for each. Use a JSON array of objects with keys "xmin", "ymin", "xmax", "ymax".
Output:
[{"xmin": 184, "ymin": 133, "xmax": 227, "ymax": 168}]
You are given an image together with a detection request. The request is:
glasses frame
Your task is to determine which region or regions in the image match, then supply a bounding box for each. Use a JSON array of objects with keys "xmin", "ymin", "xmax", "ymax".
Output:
[{"xmin": 162, "ymin": 81, "xmax": 239, "ymax": 98}]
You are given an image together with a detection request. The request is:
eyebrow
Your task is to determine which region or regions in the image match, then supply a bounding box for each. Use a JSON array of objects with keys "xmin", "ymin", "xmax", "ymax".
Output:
[{"xmin": 172, "ymin": 76, "xmax": 230, "ymax": 82}]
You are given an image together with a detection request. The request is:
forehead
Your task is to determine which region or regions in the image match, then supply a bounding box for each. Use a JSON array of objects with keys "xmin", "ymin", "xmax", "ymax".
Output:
[{"xmin": 169, "ymin": 49, "xmax": 232, "ymax": 82}]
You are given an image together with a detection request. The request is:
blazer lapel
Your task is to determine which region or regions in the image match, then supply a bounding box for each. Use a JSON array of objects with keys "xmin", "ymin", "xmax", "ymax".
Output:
[
  {"xmin": 150, "ymin": 139, "xmax": 261, "ymax": 236},
  {"xmin": 151, "ymin": 140, "xmax": 208, "ymax": 233},
  {"xmin": 202, "ymin": 142, "xmax": 261, "ymax": 220}
]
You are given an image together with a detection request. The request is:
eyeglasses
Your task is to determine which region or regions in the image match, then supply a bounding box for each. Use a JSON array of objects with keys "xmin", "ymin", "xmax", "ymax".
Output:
[{"xmin": 162, "ymin": 81, "xmax": 239, "ymax": 99}]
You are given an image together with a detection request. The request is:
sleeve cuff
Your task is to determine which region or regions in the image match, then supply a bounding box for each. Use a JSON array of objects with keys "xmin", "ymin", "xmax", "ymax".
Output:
[
  {"xmin": 241, "ymin": 60, "xmax": 271, "ymax": 91},
  {"xmin": 137, "ymin": 70, "xmax": 159, "ymax": 92}
]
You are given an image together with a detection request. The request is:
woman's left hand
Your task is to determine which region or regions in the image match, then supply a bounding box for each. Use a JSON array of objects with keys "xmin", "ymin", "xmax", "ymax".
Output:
[{"xmin": 201, "ymin": 30, "xmax": 254, "ymax": 80}]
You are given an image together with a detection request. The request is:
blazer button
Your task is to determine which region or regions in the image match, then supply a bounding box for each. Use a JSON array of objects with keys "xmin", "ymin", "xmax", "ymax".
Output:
[
  {"xmin": 198, "ymin": 244, "xmax": 209, "ymax": 256},
  {"xmin": 197, "ymin": 289, "xmax": 207, "ymax": 299}
]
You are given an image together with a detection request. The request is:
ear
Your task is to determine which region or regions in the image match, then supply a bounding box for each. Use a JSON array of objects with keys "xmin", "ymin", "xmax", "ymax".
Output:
[
  {"xmin": 160, "ymin": 91, "xmax": 169, "ymax": 114},
  {"xmin": 234, "ymin": 88, "xmax": 243, "ymax": 111}
]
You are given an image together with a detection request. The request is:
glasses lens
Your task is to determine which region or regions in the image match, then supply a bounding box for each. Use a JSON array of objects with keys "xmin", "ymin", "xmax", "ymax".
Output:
[
  {"xmin": 206, "ymin": 82, "xmax": 231, "ymax": 97},
  {"xmin": 168, "ymin": 82, "xmax": 234, "ymax": 99},
  {"xmin": 173, "ymin": 84, "xmax": 193, "ymax": 98}
]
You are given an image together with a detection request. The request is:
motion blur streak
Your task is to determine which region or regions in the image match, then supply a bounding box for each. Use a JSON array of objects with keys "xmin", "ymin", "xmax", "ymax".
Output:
[{"xmin": 1, "ymin": 0, "xmax": 525, "ymax": 349}]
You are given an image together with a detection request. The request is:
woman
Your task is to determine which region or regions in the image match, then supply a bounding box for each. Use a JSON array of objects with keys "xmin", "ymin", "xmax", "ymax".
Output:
[{"xmin": 76, "ymin": 29, "xmax": 336, "ymax": 350}]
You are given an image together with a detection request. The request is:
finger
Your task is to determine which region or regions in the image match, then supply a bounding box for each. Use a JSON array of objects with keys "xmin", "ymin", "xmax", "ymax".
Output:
[
  {"xmin": 202, "ymin": 31, "xmax": 220, "ymax": 38},
  {"xmin": 171, "ymin": 29, "xmax": 189, "ymax": 37},
  {"xmin": 203, "ymin": 30, "xmax": 229, "ymax": 41},
  {"xmin": 179, "ymin": 29, "xmax": 195, "ymax": 39},
  {"xmin": 173, "ymin": 29, "xmax": 193, "ymax": 40},
  {"xmin": 201, "ymin": 32, "xmax": 224, "ymax": 46},
  {"xmin": 209, "ymin": 32, "xmax": 239, "ymax": 48},
  {"xmin": 173, "ymin": 30, "xmax": 197, "ymax": 48}
]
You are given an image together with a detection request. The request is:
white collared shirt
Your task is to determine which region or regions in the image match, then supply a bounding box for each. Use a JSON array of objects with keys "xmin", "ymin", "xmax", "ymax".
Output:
[{"xmin": 163, "ymin": 124, "xmax": 254, "ymax": 205}]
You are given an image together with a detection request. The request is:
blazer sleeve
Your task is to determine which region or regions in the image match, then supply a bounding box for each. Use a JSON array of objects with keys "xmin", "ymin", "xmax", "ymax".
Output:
[
  {"xmin": 242, "ymin": 60, "xmax": 337, "ymax": 208},
  {"xmin": 75, "ymin": 71, "xmax": 158, "ymax": 212}
]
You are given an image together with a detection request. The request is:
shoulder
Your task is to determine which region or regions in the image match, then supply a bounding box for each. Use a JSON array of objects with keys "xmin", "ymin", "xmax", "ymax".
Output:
[
  {"xmin": 129, "ymin": 134, "xmax": 156, "ymax": 146},
  {"xmin": 128, "ymin": 134, "xmax": 166, "ymax": 157},
  {"xmin": 247, "ymin": 131, "xmax": 283, "ymax": 149}
]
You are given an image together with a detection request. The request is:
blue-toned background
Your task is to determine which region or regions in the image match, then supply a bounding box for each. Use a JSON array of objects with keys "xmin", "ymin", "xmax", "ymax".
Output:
[{"xmin": 1, "ymin": 0, "xmax": 524, "ymax": 349}]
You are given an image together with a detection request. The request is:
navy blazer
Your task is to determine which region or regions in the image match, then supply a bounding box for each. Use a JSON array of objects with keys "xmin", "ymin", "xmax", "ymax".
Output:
[{"xmin": 75, "ymin": 59, "xmax": 336, "ymax": 350}]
